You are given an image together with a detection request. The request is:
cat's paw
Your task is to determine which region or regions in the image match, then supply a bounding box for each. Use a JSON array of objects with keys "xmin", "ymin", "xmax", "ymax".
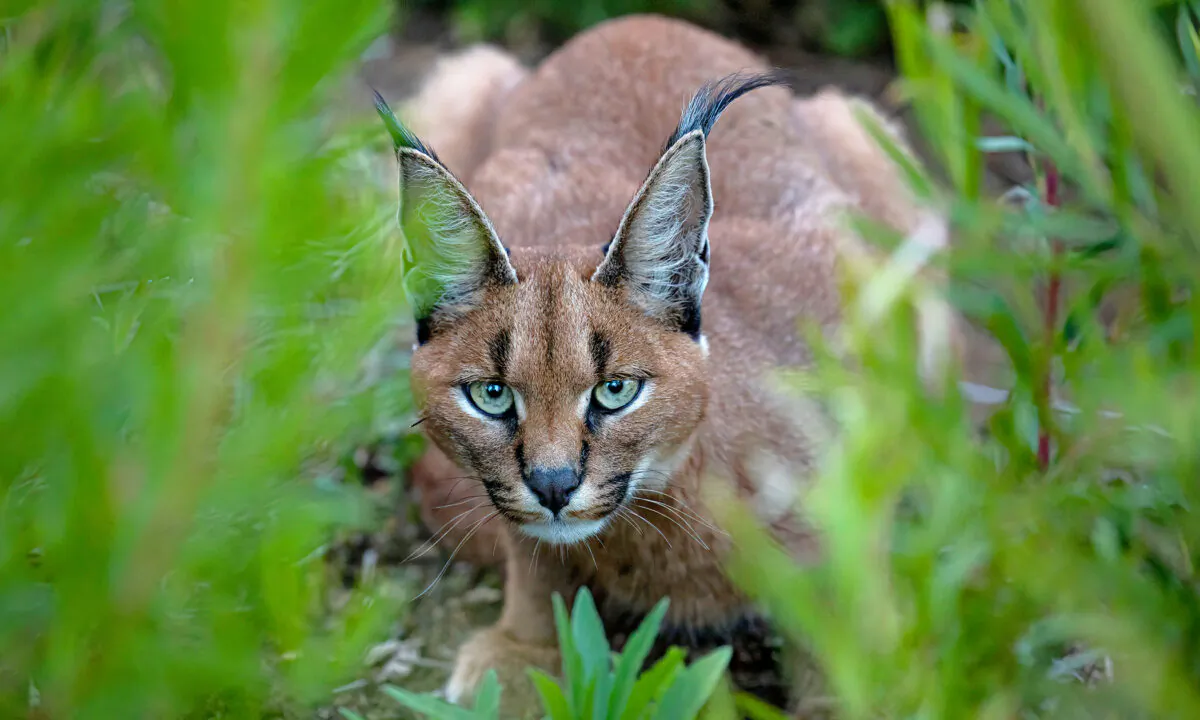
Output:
[{"xmin": 445, "ymin": 627, "xmax": 560, "ymax": 718}]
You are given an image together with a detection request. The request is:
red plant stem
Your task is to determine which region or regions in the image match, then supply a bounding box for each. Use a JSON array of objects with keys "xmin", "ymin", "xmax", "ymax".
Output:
[{"xmin": 1038, "ymin": 165, "xmax": 1062, "ymax": 471}]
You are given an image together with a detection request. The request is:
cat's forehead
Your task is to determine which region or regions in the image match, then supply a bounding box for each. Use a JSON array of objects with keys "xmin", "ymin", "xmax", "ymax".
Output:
[
  {"xmin": 504, "ymin": 261, "xmax": 600, "ymax": 391},
  {"xmin": 430, "ymin": 250, "xmax": 671, "ymax": 394}
]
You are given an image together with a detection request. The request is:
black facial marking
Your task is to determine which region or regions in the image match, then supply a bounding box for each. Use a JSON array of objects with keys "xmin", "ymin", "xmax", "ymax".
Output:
[
  {"xmin": 679, "ymin": 302, "xmax": 701, "ymax": 341},
  {"xmin": 515, "ymin": 442, "xmax": 528, "ymax": 480},
  {"xmin": 415, "ymin": 316, "xmax": 432, "ymax": 345},
  {"xmin": 539, "ymin": 282, "xmax": 557, "ymax": 365},
  {"xmin": 595, "ymin": 471, "xmax": 632, "ymax": 510},
  {"xmin": 590, "ymin": 331, "xmax": 611, "ymax": 378},
  {"xmin": 579, "ymin": 440, "xmax": 590, "ymax": 478},
  {"xmin": 488, "ymin": 329, "xmax": 511, "ymax": 378}
]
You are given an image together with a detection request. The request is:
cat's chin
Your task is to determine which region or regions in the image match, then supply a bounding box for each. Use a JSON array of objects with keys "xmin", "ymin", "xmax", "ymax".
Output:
[{"xmin": 519, "ymin": 517, "xmax": 608, "ymax": 545}]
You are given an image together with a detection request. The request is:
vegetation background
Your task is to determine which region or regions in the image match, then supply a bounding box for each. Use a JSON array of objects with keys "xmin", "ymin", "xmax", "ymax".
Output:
[{"xmin": 3, "ymin": 0, "xmax": 1200, "ymax": 719}]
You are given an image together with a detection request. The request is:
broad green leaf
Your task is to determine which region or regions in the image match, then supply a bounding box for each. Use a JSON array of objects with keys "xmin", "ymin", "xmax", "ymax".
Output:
[
  {"xmin": 733, "ymin": 693, "xmax": 793, "ymax": 720},
  {"xmin": 591, "ymin": 668, "xmax": 614, "ymax": 719},
  {"xmin": 473, "ymin": 669, "xmax": 502, "ymax": 720},
  {"xmin": 656, "ymin": 647, "xmax": 734, "ymax": 720},
  {"xmin": 608, "ymin": 597, "xmax": 670, "ymax": 720},
  {"xmin": 697, "ymin": 675, "xmax": 738, "ymax": 720},
  {"xmin": 382, "ymin": 684, "xmax": 476, "ymax": 720},
  {"xmin": 530, "ymin": 669, "xmax": 573, "ymax": 720},
  {"xmin": 621, "ymin": 647, "xmax": 686, "ymax": 720},
  {"xmin": 580, "ymin": 675, "xmax": 599, "ymax": 720},
  {"xmin": 552, "ymin": 592, "xmax": 584, "ymax": 712},
  {"xmin": 571, "ymin": 586, "xmax": 612, "ymax": 679}
]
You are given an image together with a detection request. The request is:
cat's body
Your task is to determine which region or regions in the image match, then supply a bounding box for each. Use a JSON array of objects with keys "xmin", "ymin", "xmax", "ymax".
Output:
[{"xmin": 381, "ymin": 14, "xmax": 950, "ymax": 716}]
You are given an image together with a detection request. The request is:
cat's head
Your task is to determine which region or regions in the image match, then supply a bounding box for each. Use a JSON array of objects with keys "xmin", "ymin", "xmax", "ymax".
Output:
[{"xmin": 375, "ymin": 73, "xmax": 785, "ymax": 545}]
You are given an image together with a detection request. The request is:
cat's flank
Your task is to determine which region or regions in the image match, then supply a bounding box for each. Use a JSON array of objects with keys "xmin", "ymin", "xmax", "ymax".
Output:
[{"xmin": 377, "ymin": 14, "xmax": 954, "ymax": 716}]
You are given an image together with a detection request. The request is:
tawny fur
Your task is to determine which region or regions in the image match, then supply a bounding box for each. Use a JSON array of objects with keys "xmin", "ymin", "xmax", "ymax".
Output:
[{"xmin": 394, "ymin": 14, "xmax": 955, "ymax": 716}]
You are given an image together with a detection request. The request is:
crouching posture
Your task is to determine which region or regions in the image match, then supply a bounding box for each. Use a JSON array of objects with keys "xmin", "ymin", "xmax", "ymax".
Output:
[{"xmin": 376, "ymin": 14, "xmax": 951, "ymax": 717}]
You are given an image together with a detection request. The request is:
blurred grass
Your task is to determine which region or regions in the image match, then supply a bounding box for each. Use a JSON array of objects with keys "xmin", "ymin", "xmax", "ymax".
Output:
[
  {"xmin": 0, "ymin": 1, "xmax": 417, "ymax": 717},
  {"xmin": 714, "ymin": 0, "xmax": 1200, "ymax": 718},
  {"xmin": 6, "ymin": 0, "xmax": 1200, "ymax": 719}
]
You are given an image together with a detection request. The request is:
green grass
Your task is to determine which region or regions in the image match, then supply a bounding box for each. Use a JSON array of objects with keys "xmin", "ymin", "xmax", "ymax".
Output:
[
  {"xmin": 0, "ymin": 1, "xmax": 412, "ymax": 717},
  {"xmin": 5, "ymin": 0, "xmax": 1200, "ymax": 718},
  {"xmin": 716, "ymin": 1, "xmax": 1200, "ymax": 718}
]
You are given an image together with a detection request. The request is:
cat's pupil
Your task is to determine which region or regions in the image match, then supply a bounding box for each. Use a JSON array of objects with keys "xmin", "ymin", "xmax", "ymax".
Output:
[
  {"xmin": 606, "ymin": 380, "xmax": 624, "ymax": 394},
  {"xmin": 486, "ymin": 383, "xmax": 504, "ymax": 398}
]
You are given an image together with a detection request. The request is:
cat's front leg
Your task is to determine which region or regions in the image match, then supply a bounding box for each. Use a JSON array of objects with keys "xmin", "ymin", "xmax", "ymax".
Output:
[
  {"xmin": 445, "ymin": 532, "xmax": 566, "ymax": 718},
  {"xmin": 445, "ymin": 625, "xmax": 560, "ymax": 716}
]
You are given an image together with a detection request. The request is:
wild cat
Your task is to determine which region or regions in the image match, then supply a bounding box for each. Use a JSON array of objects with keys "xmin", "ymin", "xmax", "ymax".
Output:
[{"xmin": 374, "ymin": 13, "xmax": 956, "ymax": 717}]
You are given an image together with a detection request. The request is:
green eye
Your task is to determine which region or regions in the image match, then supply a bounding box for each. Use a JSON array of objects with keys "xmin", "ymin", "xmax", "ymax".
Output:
[
  {"xmin": 592, "ymin": 379, "xmax": 643, "ymax": 411},
  {"xmin": 466, "ymin": 381, "xmax": 515, "ymax": 417}
]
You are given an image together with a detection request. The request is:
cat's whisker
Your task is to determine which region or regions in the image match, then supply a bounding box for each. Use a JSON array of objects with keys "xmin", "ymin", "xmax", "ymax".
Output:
[
  {"xmin": 625, "ymin": 506, "xmax": 672, "ymax": 549},
  {"xmin": 634, "ymin": 490, "xmax": 728, "ymax": 536},
  {"xmin": 633, "ymin": 500, "xmax": 710, "ymax": 551},
  {"xmin": 404, "ymin": 502, "xmax": 485, "ymax": 564},
  {"xmin": 414, "ymin": 510, "xmax": 499, "ymax": 601},
  {"xmin": 438, "ymin": 476, "xmax": 484, "ymax": 505},
  {"xmin": 630, "ymin": 483, "xmax": 725, "ymax": 529},
  {"xmin": 434, "ymin": 494, "xmax": 490, "ymax": 510},
  {"xmin": 583, "ymin": 538, "xmax": 598, "ymax": 571},
  {"xmin": 529, "ymin": 539, "xmax": 543, "ymax": 576},
  {"xmin": 614, "ymin": 506, "xmax": 644, "ymax": 537}
]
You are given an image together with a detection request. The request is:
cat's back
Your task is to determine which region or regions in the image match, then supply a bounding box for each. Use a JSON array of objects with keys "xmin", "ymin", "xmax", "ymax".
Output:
[
  {"xmin": 465, "ymin": 15, "xmax": 802, "ymax": 247},
  {"xmin": 451, "ymin": 14, "xmax": 927, "ymax": 370}
]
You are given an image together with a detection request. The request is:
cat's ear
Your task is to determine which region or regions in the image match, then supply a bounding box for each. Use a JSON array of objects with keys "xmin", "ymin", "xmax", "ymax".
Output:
[
  {"xmin": 592, "ymin": 130, "xmax": 712, "ymax": 338},
  {"xmin": 593, "ymin": 71, "xmax": 790, "ymax": 339},
  {"xmin": 374, "ymin": 91, "xmax": 516, "ymax": 323}
]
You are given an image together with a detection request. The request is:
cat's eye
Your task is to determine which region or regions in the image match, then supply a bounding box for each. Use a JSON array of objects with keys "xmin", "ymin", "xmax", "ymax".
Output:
[
  {"xmin": 466, "ymin": 381, "xmax": 515, "ymax": 418},
  {"xmin": 591, "ymin": 379, "xmax": 643, "ymax": 412}
]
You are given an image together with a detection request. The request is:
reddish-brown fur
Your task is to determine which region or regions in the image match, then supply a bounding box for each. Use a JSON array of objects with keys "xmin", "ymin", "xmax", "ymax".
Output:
[{"xmin": 392, "ymin": 14, "xmax": 955, "ymax": 716}]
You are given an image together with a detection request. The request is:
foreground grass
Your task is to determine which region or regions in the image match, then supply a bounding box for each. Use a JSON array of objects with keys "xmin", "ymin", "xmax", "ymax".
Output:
[
  {"xmin": 0, "ymin": 1, "xmax": 414, "ymax": 717},
  {"xmin": 718, "ymin": 1, "xmax": 1200, "ymax": 718},
  {"xmin": 4, "ymin": 0, "xmax": 1200, "ymax": 719}
]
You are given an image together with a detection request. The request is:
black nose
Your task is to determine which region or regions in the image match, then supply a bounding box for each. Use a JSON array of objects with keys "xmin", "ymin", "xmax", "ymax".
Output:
[{"xmin": 525, "ymin": 466, "xmax": 581, "ymax": 515}]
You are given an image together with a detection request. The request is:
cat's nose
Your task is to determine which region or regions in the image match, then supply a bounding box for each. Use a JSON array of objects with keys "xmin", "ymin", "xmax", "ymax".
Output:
[{"xmin": 525, "ymin": 466, "xmax": 581, "ymax": 515}]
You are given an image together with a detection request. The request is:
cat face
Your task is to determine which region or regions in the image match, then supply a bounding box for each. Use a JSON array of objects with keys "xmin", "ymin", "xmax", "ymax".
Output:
[
  {"xmin": 410, "ymin": 253, "xmax": 708, "ymax": 545},
  {"xmin": 375, "ymin": 74, "xmax": 783, "ymax": 543}
]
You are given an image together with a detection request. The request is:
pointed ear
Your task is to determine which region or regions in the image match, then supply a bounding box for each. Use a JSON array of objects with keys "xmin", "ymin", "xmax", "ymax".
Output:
[
  {"xmin": 592, "ymin": 130, "xmax": 712, "ymax": 337},
  {"xmin": 374, "ymin": 91, "xmax": 516, "ymax": 323}
]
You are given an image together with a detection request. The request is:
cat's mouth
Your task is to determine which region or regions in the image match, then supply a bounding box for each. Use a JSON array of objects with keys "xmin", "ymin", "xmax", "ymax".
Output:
[
  {"xmin": 519, "ymin": 516, "xmax": 609, "ymax": 545},
  {"xmin": 499, "ymin": 471, "xmax": 632, "ymax": 545}
]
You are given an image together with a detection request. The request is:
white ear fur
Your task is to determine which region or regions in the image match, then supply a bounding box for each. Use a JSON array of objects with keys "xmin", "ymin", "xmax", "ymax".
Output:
[
  {"xmin": 593, "ymin": 130, "xmax": 712, "ymax": 334},
  {"xmin": 397, "ymin": 149, "xmax": 516, "ymax": 319}
]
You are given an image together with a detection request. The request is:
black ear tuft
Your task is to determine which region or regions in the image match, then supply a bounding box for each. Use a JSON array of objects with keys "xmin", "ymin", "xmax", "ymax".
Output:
[
  {"xmin": 371, "ymin": 87, "xmax": 443, "ymax": 163},
  {"xmin": 662, "ymin": 69, "xmax": 793, "ymax": 152}
]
